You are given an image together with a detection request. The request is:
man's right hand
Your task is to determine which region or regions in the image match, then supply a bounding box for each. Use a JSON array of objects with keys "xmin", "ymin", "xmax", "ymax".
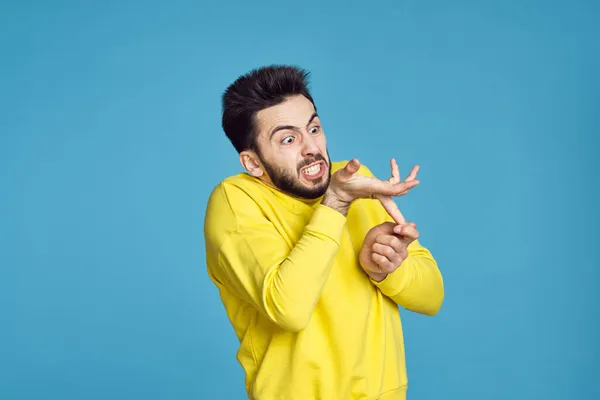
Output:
[{"xmin": 321, "ymin": 158, "xmax": 419, "ymax": 218}]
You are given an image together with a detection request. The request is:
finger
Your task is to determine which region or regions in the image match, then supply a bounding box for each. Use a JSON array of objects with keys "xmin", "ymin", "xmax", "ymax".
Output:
[
  {"xmin": 371, "ymin": 253, "xmax": 396, "ymax": 272},
  {"xmin": 393, "ymin": 222, "xmax": 417, "ymax": 230},
  {"xmin": 371, "ymin": 178, "xmax": 420, "ymax": 197},
  {"xmin": 404, "ymin": 165, "xmax": 420, "ymax": 182},
  {"xmin": 372, "ymin": 244, "xmax": 404, "ymax": 271},
  {"xmin": 337, "ymin": 159, "xmax": 361, "ymax": 181},
  {"xmin": 375, "ymin": 195, "xmax": 406, "ymax": 224},
  {"xmin": 393, "ymin": 223, "xmax": 417, "ymax": 236},
  {"xmin": 346, "ymin": 158, "xmax": 361, "ymax": 174},
  {"xmin": 393, "ymin": 189, "xmax": 411, "ymax": 196},
  {"xmin": 375, "ymin": 234, "xmax": 404, "ymax": 254},
  {"xmin": 388, "ymin": 158, "xmax": 400, "ymax": 184},
  {"xmin": 375, "ymin": 235, "xmax": 410, "ymax": 263},
  {"xmin": 393, "ymin": 224, "xmax": 420, "ymax": 243},
  {"xmin": 372, "ymin": 242, "xmax": 396, "ymax": 260}
]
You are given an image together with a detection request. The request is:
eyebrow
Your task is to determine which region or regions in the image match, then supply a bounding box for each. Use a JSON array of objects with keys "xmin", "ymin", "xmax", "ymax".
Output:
[{"xmin": 269, "ymin": 112, "xmax": 319, "ymax": 139}]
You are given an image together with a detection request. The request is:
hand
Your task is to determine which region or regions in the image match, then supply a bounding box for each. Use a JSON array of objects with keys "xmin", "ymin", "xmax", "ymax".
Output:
[
  {"xmin": 322, "ymin": 158, "xmax": 419, "ymax": 216},
  {"xmin": 359, "ymin": 221, "xmax": 420, "ymax": 282}
]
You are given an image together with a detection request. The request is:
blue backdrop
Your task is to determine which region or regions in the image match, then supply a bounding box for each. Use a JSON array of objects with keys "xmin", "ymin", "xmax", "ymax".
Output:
[{"xmin": 1, "ymin": 1, "xmax": 598, "ymax": 399}]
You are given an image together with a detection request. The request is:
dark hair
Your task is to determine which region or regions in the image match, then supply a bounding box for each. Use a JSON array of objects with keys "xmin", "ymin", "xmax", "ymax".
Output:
[{"xmin": 221, "ymin": 65, "xmax": 316, "ymax": 153}]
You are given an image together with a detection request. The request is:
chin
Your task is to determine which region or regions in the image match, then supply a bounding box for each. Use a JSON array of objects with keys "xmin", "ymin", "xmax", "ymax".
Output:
[{"xmin": 304, "ymin": 181, "xmax": 330, "ymax": 198}]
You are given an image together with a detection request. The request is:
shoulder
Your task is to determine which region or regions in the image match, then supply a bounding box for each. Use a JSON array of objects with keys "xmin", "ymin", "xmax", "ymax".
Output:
[
  {"xmin": 204, "ymin": 173, "xmax": 274, "ymax": 239},
  {"xmin": 206, "ymin": 173, "xmax": 258, "ymax": 208},
  {"xmin": 205, "ymin": 173, "xmax": 265, "ymax": 221}
]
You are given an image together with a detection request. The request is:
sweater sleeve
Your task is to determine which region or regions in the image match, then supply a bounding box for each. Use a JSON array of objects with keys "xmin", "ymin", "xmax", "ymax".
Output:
[
  {"xmin": 206, "ymin": 184, "xmax": 347, "ymax": 332},
  {"xmin": 370, "ymin": 240, "xmax": 444, "ymax": 316}
]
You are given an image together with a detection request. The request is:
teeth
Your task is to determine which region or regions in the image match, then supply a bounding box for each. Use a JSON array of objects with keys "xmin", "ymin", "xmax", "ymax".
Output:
[{"xmin": 303, "ymin": 163, "xmax": 321, "ymax": 176}]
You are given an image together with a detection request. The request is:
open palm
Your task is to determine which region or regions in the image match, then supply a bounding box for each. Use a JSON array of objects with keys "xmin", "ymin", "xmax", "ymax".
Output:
[{"xmin": 328, "ymin": 158, "xmax": 419, "ymax": 224}]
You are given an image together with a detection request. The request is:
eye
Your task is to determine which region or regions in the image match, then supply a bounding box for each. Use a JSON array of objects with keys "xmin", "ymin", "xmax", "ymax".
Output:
[
  {"xmin": 281, "ymin": 136, "xmax": 295, "ymax": 145},
  {"xmin": 309, "ymin": 125, "xmax": 320, "ymax": 134}
]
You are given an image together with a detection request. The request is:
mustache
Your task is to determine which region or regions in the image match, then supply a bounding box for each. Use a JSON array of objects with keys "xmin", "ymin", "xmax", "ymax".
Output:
[{"xmin": 297, "ymin": 154, "xmax": 327, "ymax": 171}]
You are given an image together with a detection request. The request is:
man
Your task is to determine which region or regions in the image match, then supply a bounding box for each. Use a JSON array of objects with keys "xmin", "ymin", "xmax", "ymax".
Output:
[{"xmin": 203, "ymin": 65, "xmax": 444, "ymax": 400}]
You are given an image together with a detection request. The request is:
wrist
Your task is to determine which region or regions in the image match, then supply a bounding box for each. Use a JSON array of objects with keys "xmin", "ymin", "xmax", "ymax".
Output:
[
  {"xmin": 366, "ymin": 271, "xmax": 388, "ymax": 282},
  {"xmin": 322, "ymin": 191, "xmax": 350, "ymax": 216}
]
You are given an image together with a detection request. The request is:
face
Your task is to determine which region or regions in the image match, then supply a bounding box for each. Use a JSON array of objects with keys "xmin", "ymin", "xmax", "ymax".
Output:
[{"xmin": 241, "ymin": 95, "xmax": 331, "ymax": 199}]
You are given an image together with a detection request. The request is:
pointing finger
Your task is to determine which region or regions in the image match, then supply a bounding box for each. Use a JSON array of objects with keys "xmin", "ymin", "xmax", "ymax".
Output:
[{"xmin": 375, "ymin": 195, "xmax": 406, "ymax": 224}]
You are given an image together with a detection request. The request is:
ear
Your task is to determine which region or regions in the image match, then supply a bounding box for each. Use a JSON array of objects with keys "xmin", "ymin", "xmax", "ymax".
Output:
[{"xmin": 240, "ymin": 151, "xmax": 264, "ymax": 177}]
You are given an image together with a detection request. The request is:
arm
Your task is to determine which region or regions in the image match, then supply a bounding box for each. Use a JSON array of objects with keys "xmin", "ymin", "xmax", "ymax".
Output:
[
  {"xmin": 349, "ymin": 164, "xmax": 444, "ymax": 315},
  {"xmin": 205, "ymin": 159, "xmax": 420, "ymax": 332},
  {"xmin": 205, "ymin": 183, "xmax": 347, "ymax": 333}
]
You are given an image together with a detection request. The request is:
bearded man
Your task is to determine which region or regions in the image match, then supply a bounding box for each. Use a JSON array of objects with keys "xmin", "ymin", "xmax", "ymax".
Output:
[{"xmin": 203, "ymin": 65, "xmax": 444, "ymax": 400}]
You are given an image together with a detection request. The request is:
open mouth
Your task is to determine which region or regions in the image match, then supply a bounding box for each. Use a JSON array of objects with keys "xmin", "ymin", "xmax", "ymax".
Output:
[{"xmin": 300, "ymin": 161, "xmax": 326, "ymax": 180}]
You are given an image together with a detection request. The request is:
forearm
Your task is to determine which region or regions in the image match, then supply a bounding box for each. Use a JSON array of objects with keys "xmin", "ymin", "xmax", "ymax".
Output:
[
  {"xmin": 263, "ymin": 205, "xmax": 346, "ymax": 330},
  {"xmin": 219, "ymin": 204, "xmax": 346, "ymax": 332}
]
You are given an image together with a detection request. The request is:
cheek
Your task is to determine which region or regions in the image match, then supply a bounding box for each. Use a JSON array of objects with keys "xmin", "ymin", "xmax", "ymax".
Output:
[
  {"xmin": 272, "ymin": 151, "xmax": 301, "ymax": 173},
  {"xmin": 318, "ymin": 136, "xmax": 328, "ymax": 155}
]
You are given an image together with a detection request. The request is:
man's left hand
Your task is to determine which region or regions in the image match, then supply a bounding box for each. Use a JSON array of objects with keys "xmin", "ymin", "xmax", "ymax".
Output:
[{"xmin": 359, "ymin": 221, "xmax": 420, "ymax": 282}]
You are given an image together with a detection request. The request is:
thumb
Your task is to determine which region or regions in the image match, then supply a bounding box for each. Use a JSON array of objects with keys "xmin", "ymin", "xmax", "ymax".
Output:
[
  {"xmin": 393, "ymin": 224, "xmax": 419, "ymax": 244},
  {"xmin": 337, "ymin": 159, "xmax": 361, "ymax": 180}
]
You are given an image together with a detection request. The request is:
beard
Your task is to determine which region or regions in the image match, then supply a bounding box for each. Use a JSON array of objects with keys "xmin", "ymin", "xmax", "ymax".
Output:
[{"xmin": 258, "ymin": 151, "xmax": 332, "ymax": 200}]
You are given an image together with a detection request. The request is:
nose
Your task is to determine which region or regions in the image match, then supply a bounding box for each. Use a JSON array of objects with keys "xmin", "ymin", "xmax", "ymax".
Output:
[{"xmin": 300, "ymin": 132, "xmax": 320, "ymax": 157}]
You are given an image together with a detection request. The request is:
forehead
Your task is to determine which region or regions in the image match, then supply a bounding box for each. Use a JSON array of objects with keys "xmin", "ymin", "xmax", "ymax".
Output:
[{"xmin": 255, "ymin": 95, "xmax": 316, "ymax": 137}]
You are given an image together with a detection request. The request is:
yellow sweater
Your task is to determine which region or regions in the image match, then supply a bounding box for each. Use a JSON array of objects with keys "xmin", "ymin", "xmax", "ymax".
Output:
[{"xmin": 203, "ymin": 161, "xmax": 444, "ymax": 400}]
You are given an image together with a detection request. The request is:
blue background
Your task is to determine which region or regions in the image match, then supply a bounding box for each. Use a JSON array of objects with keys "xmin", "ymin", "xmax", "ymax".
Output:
[{"xmin": 1, "ymin": 0, "xmax": 598, "ymax": 399}]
